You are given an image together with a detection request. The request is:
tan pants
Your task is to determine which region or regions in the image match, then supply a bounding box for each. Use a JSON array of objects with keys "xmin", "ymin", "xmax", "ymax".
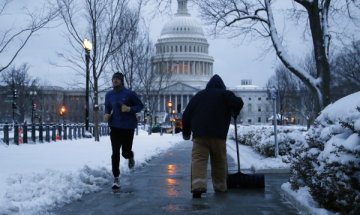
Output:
[{"xmin": 191, "ymin": 137, "xmax": 228, "ymax": 193}]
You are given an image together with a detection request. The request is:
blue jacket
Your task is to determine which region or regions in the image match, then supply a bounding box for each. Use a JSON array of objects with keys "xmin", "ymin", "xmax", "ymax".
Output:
[
  {"xmin": 104, "ymin": 87, "xmax": 144, "ymax": 129},
  {"xmin": 182, "ymin": 75, "xmax": 244, "ymax": 140}
]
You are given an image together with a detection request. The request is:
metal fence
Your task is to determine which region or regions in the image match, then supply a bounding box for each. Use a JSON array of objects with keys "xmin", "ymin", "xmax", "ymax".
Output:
[{"xmin": 1, "ymin": 123, "xmax": 110, "ymax": 145}]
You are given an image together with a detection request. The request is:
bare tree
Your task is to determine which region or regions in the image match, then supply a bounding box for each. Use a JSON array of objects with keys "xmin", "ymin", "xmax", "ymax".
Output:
[
  {"xmin": 139, "ymin": 48, "xmax": 174, "ymax": 129},
  {"xmin": 266, "ymin": 64, "xmax": 300, "ymax": 125},
  {"xmin": 56, "ymin": 0, "xmax": 141, "ymax": 141},
  {"xmin": 267, "ymin": 52, "xmax": 318, "ymax": 128},
  {"xmin": 111, "ymin": 20, "xmax": 145, "ymax": 91},
  {"xmin": 0, "ymin": 0, "xmax": 58, "ymax": 73},
  {"xmin": 0, "ymin": 64, "xmax": 39, "ymax": 122},
  {"xmin": 110, "ymin": 19, "xmax": 175, "ymax": 129},
  {"xmin": 331, "ymin": 40, "xmax": 360, "ymax": 100},
  {"xmin": 164, "ymin": 0, "xmax": 360, "ymax": 116}
]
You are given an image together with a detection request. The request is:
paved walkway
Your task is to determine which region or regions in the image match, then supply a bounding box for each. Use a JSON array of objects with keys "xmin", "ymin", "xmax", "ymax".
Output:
[{"xmin": 52, "ymin": 142, "xmax": 299, "ymax": 215}]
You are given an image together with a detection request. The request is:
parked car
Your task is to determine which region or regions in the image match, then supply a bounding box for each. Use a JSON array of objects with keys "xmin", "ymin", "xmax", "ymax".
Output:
[{"xmin": 151, "ymin": 124, "xmax": 162, "ymax": 133}]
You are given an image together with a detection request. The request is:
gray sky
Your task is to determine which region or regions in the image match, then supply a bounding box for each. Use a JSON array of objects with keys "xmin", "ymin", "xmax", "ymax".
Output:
[
  {"xmin": 0, "ymin": 0, "xmax": 286, "ymax": 89},
  {"xmin": 6, "ymin": 0, "xmax": 356, "ymax": 89}
]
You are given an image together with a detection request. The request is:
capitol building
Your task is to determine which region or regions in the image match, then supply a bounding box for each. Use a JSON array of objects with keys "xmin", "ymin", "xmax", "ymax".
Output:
[
  {"xmin": 137, "ymin": 0, "xmax": 274, "ymax": 125},
  {"xmin": 144, "ymin": 0, "xmax": 214, "ymax": 117},
  {"xmin": 152, "ymin": 0, "xmax": 214, "ymax": 89}
]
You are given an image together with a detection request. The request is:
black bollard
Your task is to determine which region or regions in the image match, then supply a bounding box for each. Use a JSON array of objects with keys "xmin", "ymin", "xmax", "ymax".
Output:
[
  {"xmin": 14, "ymin": 124, "xmax": 19, "ymax": 145},
  {"xmin": 58, "ymin": 125, "xmax": 62, "ymax": 141},
  {"xmin": 68, "ymin": 125, "xmax": 72, "ymax": 140},
  {"xmin": 52, "ymin": 126, "xmax": 56, "ymax": 141},
  {"xmin": 39, "ymin": 124, "xmax": 43, "ymax": 143},
  {"xmin": 23, "ymin": 124, "xmax": 28, "ymax": 143},
  {"xmin": 4, "ymin": 124, "xmax": 9, "ymax": 145},
  {"xmin": 63, "ymin": 124, "xmax": 67, "ymax": 140},
  {"xmin": 45, "ymin": 125, "xmax": 50, "ymax": 142},
  {"xmin": 31, "ymin": 124, "xmax": 36, "ymax": 143}
]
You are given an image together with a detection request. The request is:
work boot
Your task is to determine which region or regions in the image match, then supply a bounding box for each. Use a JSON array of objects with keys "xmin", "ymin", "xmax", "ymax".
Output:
[
  {"xmin": 112, "ymin": 177, "xmax": 120, "ymax": 190},
  {"xmin": 192, "ymin": 189, "xmax": 205, "ymax": 199},
  {"xmin": 128, "ymin": 157, "xmax": 135, "ymax": 169}
]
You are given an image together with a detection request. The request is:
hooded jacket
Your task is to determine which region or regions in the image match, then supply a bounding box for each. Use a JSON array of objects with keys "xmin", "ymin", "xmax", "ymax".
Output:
[{"xmin": 182, "ymin": 75, "xmax": 244, "ymax": 140}]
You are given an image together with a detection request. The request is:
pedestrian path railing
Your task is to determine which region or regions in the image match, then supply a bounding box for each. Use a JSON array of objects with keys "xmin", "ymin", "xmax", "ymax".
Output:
[{"xmin": 1, "ymin": 123, "xmax": 110, "ymax": 145}]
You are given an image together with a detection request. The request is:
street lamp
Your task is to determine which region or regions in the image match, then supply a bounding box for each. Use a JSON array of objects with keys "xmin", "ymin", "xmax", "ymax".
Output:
[
  {"xmin": 12, "ymin": 86, "xmax": 18, "ymax": 124},
  {"xmin": 167, "ymin": 100, "xmax": 173, "ymax": 113},
  {"xmin": 167, "ymin": 101, "xmax": 175, "ymax": 135},
  {"xmin": 83, "ymin": 39, "xmax": 92, "ymax": 132},
  {"xmin": 59, "ymin": 105, "xmax": 66, "ymax": 124},
  {"xmin": 29, "ymin": 90, "xmax": 37, "ymax": 124}
]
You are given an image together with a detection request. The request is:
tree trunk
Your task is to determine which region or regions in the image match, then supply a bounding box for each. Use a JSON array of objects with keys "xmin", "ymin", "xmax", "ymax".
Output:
[
  {"xmin": 306, "ymin": 2, "xmax": 331, "ymax": 110},
  {"xmin": 93, "ymin": 77, "xmax": 100, "ymax": 141}
]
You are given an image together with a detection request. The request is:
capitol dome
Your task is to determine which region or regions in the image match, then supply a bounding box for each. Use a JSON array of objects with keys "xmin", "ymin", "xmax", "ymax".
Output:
[
  {"xmin": 159, "ymin": 10, "xmax": 205, "ymax": 40},
  {"xmin": 153, "ymin": 0, "xmax": 214, "ymax": 89}
]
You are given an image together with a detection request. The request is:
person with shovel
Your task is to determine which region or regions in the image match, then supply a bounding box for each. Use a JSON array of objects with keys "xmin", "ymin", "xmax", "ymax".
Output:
[{"xmin": 182, "ymin": 74, "xmax": 244, "ymax": 198}]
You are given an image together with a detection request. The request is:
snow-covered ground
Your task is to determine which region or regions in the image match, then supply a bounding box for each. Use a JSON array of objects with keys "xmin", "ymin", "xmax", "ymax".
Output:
[{"xmin": 0, "ymin": 128, "xmax": 332, "ymax": 214}]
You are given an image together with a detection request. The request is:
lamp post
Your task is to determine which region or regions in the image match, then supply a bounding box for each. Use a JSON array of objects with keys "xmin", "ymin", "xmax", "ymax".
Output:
[
  {"xmin": 269, "ymin": 87, "xmax": 278, "ymax": 157},
  {"xmin": 59, "ymin": 105, "xmax": 66, "ymax": 124},
  {"xmin": 167, "ymin": 100, "xmax": 173, "ymax": 112},
  {"xmin": 167, "ymin": 101, "xmax": 175, "ymax": 135},
  {"xmin": 83, "ymin": 39, "xmax": 92, "ymax": 132},
  {"xmin": 12, "ymin": 88, "xmax": 18, "ymax": 124},
  {"xmin": 29, "ymin": 90, "xmax": 37, "ymax": 124}
]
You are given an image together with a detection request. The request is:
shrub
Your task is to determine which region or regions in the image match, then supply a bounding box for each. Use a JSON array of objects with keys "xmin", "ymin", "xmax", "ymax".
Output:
[
  {"xmin": 289, "ymin": 92, "xmax": 360, "ymax": 214},
  {"xmin": 232, "ymin": 125, "xmax": 306, "ymax": 161}
]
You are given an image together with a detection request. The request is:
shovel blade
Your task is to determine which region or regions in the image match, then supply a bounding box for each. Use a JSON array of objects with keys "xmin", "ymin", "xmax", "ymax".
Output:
[{"xmin": 227, "ymin": 172, "xmax": 265, "ymax": 189}]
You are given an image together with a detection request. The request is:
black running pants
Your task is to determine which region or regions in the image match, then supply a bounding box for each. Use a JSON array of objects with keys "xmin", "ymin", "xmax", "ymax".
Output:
[{"xmin": 110, "ymin": 127, "xmax": 135, "ymax": 177}]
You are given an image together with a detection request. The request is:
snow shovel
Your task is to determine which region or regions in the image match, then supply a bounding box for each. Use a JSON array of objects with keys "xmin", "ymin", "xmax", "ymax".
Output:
[{"xmin": 227, "ymin": 116, "xmax": 265, "ymax": 189}]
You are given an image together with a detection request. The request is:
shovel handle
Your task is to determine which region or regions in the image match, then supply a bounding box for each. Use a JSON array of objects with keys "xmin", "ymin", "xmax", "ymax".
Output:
[{"xmin": 234, "ymin": 116, "xmax": 240, "ymax": 173}]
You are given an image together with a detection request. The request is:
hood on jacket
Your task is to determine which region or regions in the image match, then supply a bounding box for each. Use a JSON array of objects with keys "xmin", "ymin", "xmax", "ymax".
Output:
[{"xmin": 206, "ymin": 74, "xmax": 226, "ymax": 90}]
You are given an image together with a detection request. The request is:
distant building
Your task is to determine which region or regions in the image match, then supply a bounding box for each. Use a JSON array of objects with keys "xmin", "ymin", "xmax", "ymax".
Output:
[
  {"xmin": 230, "ymin": 80, "xmax": 272, "ymax": 125},
  {"xmin": 0, "ymin": 85, "xmax": 86, "ymax": 124}
]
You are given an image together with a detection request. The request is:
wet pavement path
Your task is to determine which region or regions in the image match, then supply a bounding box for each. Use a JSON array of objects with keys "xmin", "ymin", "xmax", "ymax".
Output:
[{"xmin": 52, "ymin": 142, "xmax": 299, "ymax": 215}]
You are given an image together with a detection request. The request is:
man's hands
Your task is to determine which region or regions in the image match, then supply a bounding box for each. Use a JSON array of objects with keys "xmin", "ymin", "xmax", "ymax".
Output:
[
  {"xmin": 121, "ymin": 104, "xmax": 131, "ymax": 112},
  {"xmin": 104, "ymin": 114, "xmax": 111, "ymax": 122}
]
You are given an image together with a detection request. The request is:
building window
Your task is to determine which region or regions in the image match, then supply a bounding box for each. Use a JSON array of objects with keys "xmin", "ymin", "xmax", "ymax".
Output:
[
  {"xmin": 249, "ymin": 97, "xmax": 251, "ymax": 100},
  {"xmin": 247, "ymin": 104, "xmax": 252, "ymax": 112},
  {"xmin": 258, "ymin": 107, "xmax": 261, "ymax": 112},
  {"xmin": 180, "ymin": 46, "xmax": 182, "ymax": 52},
  {"xmin": 248, "ymin": 119, "xmax": 252, "ymax": 123},
  {"xmin": 258, "ymin": 97, "xmax": 262, "ymax": 101},
  {"xmin": 258, "ymin": 117, "xmax": 261, "ymax": 123}
]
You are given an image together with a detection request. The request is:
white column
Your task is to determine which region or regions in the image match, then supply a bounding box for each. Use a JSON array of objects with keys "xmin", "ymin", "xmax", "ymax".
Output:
[
  {"xmin": 157, "ymin": 95, "xmax": 160, "ymax": 112},
  {"xmin": 195, "ymin": 62, "xmax": 198, "ymax": 75},
  {"xmin": 203, "ymin": 62, "xmax": 205, "ymax": 75},
  {"xmin": 163, "ymin": 95, "xmax": 166, "ymax": 112},
  {"xmin": 182, "ymin": 95, "xmax": 185, "ymax": 112},
  {"xmin": 175, "ymin": 95, "xmax": 178, "ymax": 113},
  {"xmin": 191, "ymin": 61, "xmax": 193, "ymax": 75}
]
